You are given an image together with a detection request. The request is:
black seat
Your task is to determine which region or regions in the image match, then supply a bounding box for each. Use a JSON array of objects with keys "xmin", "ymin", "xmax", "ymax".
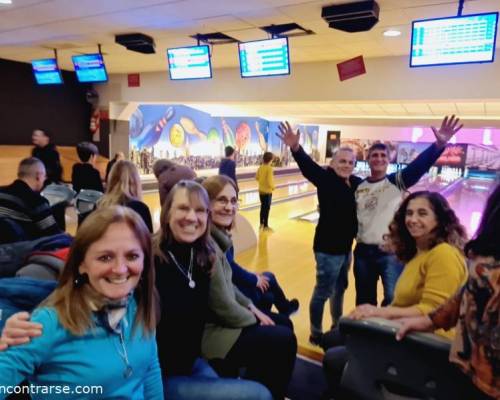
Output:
[{"xmin": 338, "ymin": 317, "xmax": 469, "ymax": 400}]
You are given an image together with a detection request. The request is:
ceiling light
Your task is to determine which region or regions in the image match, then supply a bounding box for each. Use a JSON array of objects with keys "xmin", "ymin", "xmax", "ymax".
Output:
[
  {"xmin": 0, "ymin": 0, "xmax": 12, "ymax": 4},
  {"xmin": 383, "ymin": 29, "xmax": 401, "ymax": 37}
]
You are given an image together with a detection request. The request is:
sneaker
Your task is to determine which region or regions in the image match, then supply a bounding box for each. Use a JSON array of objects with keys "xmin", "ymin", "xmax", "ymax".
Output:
[
  {"xmin": 285, "ymin": 299, "xmax": 300, "ymax": 316},
  {"xmin": 309, "ymin": 333, "xmax": 323, "ymax": 347}
]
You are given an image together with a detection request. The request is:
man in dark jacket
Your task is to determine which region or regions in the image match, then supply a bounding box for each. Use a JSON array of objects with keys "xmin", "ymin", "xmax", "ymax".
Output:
[
  {"xmin": 0, "ymin": 158, "xmax": 62, "ymax": 244},
  {"xmin": 278, "ymin": 121, "xmax": 362, "ymax": 345},
  {"xmin": 218, "ymin": 146, "xmax": 238, "ymax": 191},
  {"xmin": 31, "ymin": 129, "xmax": 62, "ymax": 184}
]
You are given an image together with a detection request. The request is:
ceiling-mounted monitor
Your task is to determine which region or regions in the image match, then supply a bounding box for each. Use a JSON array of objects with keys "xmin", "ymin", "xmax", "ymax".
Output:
[
  {"xmin": 238, "ymin": 37, "xmax": 290, "ymax": 78},
  {"xmin": 167, "ymin": 45, "xmax": 212, "ymax": 80},
  {"xmin": 410, "ymin": 12, "xmax": 498, "ymax": 67},
  {"xmin": 72, "ymin": 53, "xmax": 108, "ymax": 83},
  {"xmin": 31, "ymin": 58, "xmax": 63, "ymax": 85}
]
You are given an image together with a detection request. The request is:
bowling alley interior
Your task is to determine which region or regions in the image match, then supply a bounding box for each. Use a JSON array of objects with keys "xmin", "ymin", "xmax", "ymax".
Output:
[{"xmin": 0, "ymin": 0, "xmax": 499, "ymax": 399}]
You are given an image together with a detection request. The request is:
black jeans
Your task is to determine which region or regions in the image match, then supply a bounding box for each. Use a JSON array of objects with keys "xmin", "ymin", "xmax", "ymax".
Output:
[
  {"xmin": 223, "ymin": 316, "xmax": 297, "ymax": 399},
  {"xmin": 259, "ymin": 193, "xmax": 272, "ymax": 227},
  {"xmin": 238, "ymin": 272, "xmax": 293, "ymax": 315}
]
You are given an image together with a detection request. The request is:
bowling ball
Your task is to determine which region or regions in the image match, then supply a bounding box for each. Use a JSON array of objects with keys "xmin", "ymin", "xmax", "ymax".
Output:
[
  {"xmin": 235, "ymin": 122, "xmax": 251, "ymax": 151},
  {"xmin": 208, "ymin": 128, "xmax": 220, "ymax": 142},
  {"xmin": 130, "ymin": 108, "xmax": 144, "ymax": 138},
  {"xmin": 170, "ymin": 123, "xmax": 185, "ymax": 148}
]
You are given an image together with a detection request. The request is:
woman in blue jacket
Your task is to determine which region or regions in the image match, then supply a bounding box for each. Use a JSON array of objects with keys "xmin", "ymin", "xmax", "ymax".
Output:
[{"xmin": 0, "ymin": 206, "xmax": 163, "ymax": 399}]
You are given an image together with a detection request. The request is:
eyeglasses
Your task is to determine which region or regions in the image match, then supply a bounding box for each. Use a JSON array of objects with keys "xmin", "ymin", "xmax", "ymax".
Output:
[{"xmin": 215, "ymin": 196, "xmax": 239, "ymax": 208}]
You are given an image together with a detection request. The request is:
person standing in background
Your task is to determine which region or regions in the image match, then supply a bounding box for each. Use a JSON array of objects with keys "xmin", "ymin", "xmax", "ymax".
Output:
[
  {"xmin": 256, "ymin": 152, "xmax": 275, "ymax": 231},
  {"xmin": 71, "ymin": 142, "xmax": 104, "ymax": 194},
  {"xmin": 105, "ymin": 151, "xmax": 125, "ymax": 183},
  {"xmin": 31, "ymin": 129, "xmax": 62, "ymax": 185},
  {"xmin": 219, "ymin": 146, "xmax": 238, "ymax": 192},
  {"xmin": 354, "ymin": 115, "xmax": 463, "ymax": 307}
]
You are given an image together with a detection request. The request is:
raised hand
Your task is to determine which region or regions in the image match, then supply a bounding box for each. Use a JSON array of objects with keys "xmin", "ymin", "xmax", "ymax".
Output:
[
  {"xmin": 276, "ymin": 121, "xmax": 300, "ymax": 152},
  {"xmin": 431, "ymin": 115, "xmax": 463, "ymax": 148}
]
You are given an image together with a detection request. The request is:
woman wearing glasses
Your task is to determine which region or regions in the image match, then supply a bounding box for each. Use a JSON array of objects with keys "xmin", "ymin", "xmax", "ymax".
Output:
[
  {"xmin": 201, "ymin": 175, "xmax": 297, "ymax": 400},
  {"xmin": 203, "ymin": 175, "xmax": 298, "ymax": 316}
]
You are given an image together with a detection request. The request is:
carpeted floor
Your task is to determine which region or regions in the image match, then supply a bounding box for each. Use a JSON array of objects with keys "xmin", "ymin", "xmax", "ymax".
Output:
[{"xmin": 286, "ymin": 355, "xmax": 328, "ymax": 400}]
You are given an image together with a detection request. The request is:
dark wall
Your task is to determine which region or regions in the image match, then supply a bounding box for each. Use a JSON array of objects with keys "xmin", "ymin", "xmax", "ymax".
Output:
[{"xmin": 0, "ymin": 58, "xmax": 92, "ymax": 146}]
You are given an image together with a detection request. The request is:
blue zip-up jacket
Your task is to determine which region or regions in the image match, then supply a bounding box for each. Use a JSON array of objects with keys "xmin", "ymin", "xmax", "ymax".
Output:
[
  {"xmin": 0, "ymin": 298, "xmax": 163, "ymax": 399},
  {"xmin": 0, "ymin": 277, "xmax": 56, "ymax": 332}
]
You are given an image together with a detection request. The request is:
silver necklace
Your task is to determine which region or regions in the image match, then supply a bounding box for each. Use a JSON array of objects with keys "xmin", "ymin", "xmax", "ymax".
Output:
[
  {"xmin": 115, "ymin": 329, "xmax": 133, "ymax": 378},
  {"xmin": 167, "ymin": 248, "xmax": 196, "ymax": 289}
]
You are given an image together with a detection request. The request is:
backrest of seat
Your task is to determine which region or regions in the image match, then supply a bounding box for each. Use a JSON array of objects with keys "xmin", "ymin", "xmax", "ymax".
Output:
[
  {"xmin": 41, "ymin": 183, "xmax": 76, "ymax": 206},
  {"xmin": 75, "ymin": 189, "xmax": 103, "ymax": 215},
  {"xmin": 339, "ymin": 318, "xmax": 463, "ymax": 400}
]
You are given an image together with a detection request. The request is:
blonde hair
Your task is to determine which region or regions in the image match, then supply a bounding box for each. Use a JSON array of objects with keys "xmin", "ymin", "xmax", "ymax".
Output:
[
  {"xmin": 99, "ymin": 160, "xmax": 142, "ymax": 208},
  {"xmin": 43, "ymin": 206, "xmax": 158, "ymax": 335}
]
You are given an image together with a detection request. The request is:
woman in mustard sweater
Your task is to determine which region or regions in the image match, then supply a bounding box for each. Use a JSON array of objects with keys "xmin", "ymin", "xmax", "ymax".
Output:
[
  {"xmin": 348, "ymin": 190, "xmax": 468, "ymax": 336},
  {"xmin": 255, "ymin": 152, "xmax": 275, "ymax": 230},
  {"xmin": 322, "ymin": 191, "xmax": 468, "ymax": 399}
]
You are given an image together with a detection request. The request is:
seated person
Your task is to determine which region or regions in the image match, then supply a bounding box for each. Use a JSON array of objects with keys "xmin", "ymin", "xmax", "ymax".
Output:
[
  {"xmin": 200, "ymin": 176, "xmax": 297, "ymax": 399},
  {"xmin": 98, "ymin": 160, "xmax": 153, "ymax": 232},
  {"xmin": 0, "ymin": 206, "xmax": 163, "ymax": 399},
  {"xmin": 0, "ymin": 158, "xmax": 61, "ymax": 244},
  {"xmin": 72, "ymin": 141, "xmax": 104, "ymax": 193},
  {"xmin": 202, "ymin": 175, "xmax": 299, "ymax": 316},
  {"xmin": 152, "ymin": 159, "xmax": 196, "ymax": 205},
  {"xmin": 322, "ymin": 191, "xmax": 468, "ymax": 399},
  {"xmin": 396, "ymin": 183, "xmax": 500, "ymax": 400}
]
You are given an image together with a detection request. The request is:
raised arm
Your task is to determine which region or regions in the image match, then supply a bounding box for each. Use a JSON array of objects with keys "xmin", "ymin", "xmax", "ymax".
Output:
[
  {"xmin": 276, "ymin": 121, "xmax": 326, "ymax": 186},
  {"xmin": 397, "ymin": 115, "xmax": 463, "ymax": 189}
]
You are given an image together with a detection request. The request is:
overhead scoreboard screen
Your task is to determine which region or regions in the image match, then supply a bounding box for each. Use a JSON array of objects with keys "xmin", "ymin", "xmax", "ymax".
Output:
[
  {"xmin": 167, "ymin": 45, "xmax": 212, "ymax": 80},
  {"xmin": 410, "ymin": 12, "xmax": 499, "ymax": 67},
  {"xmin": 239, "ymin": 37, "xmax": 290, "ymax": 78},
  {"xmin": 31, "ymin": 58, "xmax": 63, "ymax": 85},
  {"xmin": 72, "ymin": 54, "xmax": 108, "ymax": 83}
]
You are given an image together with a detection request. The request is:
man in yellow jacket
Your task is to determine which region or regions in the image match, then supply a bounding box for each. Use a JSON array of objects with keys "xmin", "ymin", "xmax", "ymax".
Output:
[{"xmin": 255, "ymin": 152, "xmax": 275, "ymax": 230}]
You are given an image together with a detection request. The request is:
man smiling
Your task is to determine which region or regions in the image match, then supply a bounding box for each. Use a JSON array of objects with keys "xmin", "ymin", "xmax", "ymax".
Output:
[{"xmin": 278, "ymin": 122, "xmax": 362, "ymax": 346}]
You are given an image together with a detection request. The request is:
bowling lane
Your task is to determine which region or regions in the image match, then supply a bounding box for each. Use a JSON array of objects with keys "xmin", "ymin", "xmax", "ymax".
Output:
[
  {"xmin": 238, "ymin": 172, "xmax": 307, "ymax": 192},
  {"xmin": 442, "ymin": 178, "xmax": 496, "ymax": 236},
  {"xmin": 239, "ymin": 180, "xmax": 315, "ymax": 208}
]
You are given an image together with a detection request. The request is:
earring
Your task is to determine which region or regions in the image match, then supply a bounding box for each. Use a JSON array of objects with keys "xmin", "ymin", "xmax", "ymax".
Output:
[{"xmin": 74, "ymin": 272, "xmax": 89, "ymax": 288}]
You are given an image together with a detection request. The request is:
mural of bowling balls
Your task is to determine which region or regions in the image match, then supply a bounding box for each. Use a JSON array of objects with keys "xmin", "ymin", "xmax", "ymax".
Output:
[
  {"xmin": 170, "ymin": 123, "xmax": 185, "ymax": 148},
  {"xmin": 130, "ymin": 108, "xmax": 144, "ymax": 138},
  {"xmin": 235, "ymin": 122, "xmax": 251, "ymax": 152},
  {"xmin": 207, "ymin": 128, "xmax": 220, "ymax": 142}
]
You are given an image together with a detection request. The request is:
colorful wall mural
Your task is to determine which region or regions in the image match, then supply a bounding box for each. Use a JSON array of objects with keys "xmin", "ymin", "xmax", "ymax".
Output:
[{"xmin": 129, "ymin": 104, "xmax": 319, "ymax": 173}]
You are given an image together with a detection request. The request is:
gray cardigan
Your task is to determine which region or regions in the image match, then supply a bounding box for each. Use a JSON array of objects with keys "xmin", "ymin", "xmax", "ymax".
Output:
[{"xmin": 201, "ymin": 226, "xmax": 257, "ymax": 359}]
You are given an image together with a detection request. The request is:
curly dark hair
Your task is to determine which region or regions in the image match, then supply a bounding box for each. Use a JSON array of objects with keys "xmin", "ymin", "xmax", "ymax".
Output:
[{"xmin": 388, "ymin": 191, "xmax": 468, "ymax": 263}]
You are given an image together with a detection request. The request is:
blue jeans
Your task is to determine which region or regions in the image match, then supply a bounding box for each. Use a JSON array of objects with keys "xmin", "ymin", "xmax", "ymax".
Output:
[
  {"xmin": 310, "ymin": 252, "xmax": 351, "ymax": 336},
  {"xmin": 164, "ymin": 358, "xmax": 272, "ymax": 400},
  {"xmin": 353, "ymin": 243, "xmax": 403, "ymax": 306}
]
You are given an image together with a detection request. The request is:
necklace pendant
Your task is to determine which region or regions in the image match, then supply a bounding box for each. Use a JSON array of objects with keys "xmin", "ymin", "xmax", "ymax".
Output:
[
  {"xmin": 189, "ymin": 279, "xmax": 196, "ymax": 289},
  {"xmin": 124, "ymin": 365, "xmax": 133, "ymax": 378}
]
